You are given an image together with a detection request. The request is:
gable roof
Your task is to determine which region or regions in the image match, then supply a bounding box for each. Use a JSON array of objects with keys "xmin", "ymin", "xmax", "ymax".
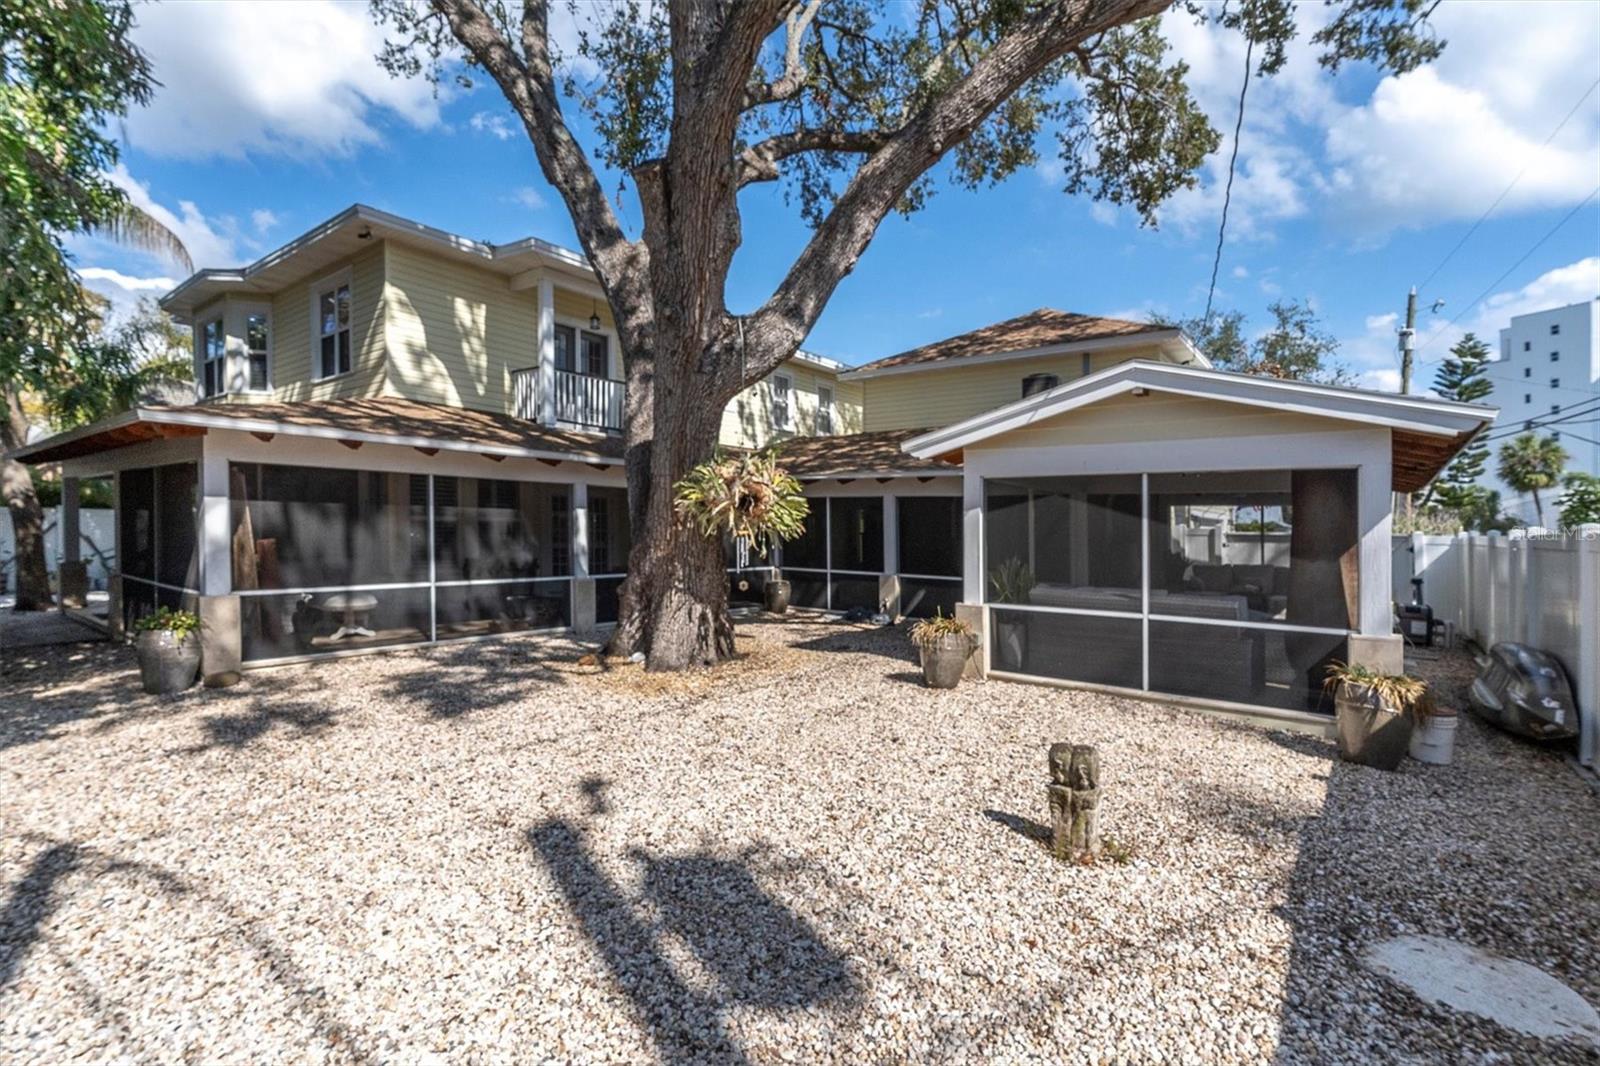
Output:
[
  {"xmin": 775, "ymin": 429, "xmax": 960, "ymax": 479},
  {"xmin": 839, "ymin": 308, "xmax": 1201, "ymax": 380},
  {"xmin": 12, "ymin": 398, "xmax": 625, "ymax": 467},
  {"xmin": 903, "ymin": 360, "xmax": 1497, "ymax": 492}
]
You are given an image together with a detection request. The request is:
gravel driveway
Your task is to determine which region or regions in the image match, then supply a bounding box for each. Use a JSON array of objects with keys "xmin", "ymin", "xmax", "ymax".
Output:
[{"xmin": 2, "ymin": 618, "xmax": 1596, "ymax": 1064}]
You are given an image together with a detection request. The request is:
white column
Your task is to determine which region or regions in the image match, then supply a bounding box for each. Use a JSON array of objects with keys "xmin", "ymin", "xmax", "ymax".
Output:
[
  {"xmin": 881, "ymin": 494, "xmax": 898, "ymax": 575},
  {"xmin": 61, "ymin": 476, "xmax": 81, "ymax": 564},
  {"xmin": 962, "ymin": 473, "xmax": 984, "ymax": 604},
  {"xmin": 538, "ymin": 276, "xmax": 557, "ymax": 425},
  {"xmin": 199, "ymin": 446, "xmax": 232, "ymax": 596},
  {"xmin": 572, "ymin": 481, "xmax": 590, "ymax": 579},
  {"xmin": 1356, "ymin": 448, "xmax": 1393, "ymax": 636}
]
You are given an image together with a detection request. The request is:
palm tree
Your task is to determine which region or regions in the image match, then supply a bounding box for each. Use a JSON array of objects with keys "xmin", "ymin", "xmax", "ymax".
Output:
[{"xmin": 1497, "ymin": 433, "xmax": 1568, "ymax": 527}]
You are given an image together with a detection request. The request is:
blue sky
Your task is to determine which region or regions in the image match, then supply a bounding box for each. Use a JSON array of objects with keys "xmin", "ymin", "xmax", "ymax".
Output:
[{"xmin": 76, "ymin": 0, "xmax": 1600, "ymax": 392}]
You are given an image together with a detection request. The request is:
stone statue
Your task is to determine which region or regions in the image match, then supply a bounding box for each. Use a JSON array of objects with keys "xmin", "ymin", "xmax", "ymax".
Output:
[{"xmin": 1046, "ymin": 742, "xmax": 1101, "ymax": 861}]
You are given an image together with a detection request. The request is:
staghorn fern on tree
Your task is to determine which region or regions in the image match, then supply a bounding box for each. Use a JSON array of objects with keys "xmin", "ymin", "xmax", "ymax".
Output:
[{"xmin": 673, "ymin": 448, "xmax": 809, "ymax": 559}]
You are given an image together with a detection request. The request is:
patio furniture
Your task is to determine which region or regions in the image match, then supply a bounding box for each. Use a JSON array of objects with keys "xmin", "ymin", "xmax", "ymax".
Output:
[{"xmin": 318, "ymin": 592, "xmax": 380, "ymax": 640}]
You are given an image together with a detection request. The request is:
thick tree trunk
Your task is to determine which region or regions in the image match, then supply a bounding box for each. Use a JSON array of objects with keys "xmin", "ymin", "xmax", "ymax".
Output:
[
  {"xmin": 606, "ymin": 355, "xmax": 735, "ymax": 671},
  {"xmin": 2, "ymin": 390, "xmax": 53, "ymax": 611}
]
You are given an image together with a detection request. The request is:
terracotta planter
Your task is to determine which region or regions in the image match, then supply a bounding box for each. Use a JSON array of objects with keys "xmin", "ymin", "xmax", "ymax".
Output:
[
  {"xmin": 765, "ymin": 579, "xmax": 791, "ymax": 614},
  {"xmin": 1334, "ymin": 683, "xmax": 1414, "ymax": 771},
  {"xmin": 918, "ymin": 633, "xmax": 974, "ymax": 689},
  {"xmin": 135, "ymin": 629, "xmax": 201, "ymax": 695}
]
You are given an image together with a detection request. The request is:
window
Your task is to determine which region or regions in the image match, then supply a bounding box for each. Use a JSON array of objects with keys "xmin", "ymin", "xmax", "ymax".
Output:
[
  {"xmin": 554, "ymin": 324, "xmax": 577, "ymax": 372},
  {"xmin": 1551, "ymin": 323, "xmax": 1560, "ymax": 335},
  {"xmin": 1524, "ymin": 367, "xmax": 1532, "ymax": 378},
  {"xmin": 897, "ymin": 496, "xmax": 961, "ymax": 576},
  {"xmin": 315, "ymin": 281, "xmax": 352, "ymax": 379},
  {"xmin": 1524, "ymin": 341, "xmax": 1532, "ymax": 352},
  {"xmin": 245, "ymin": 311, "xmax": 270, "ymax": 392},
  {"xmin": 580, "ymin": 330, "xmax": 609, "ymax": 377},
  {"xmin": 201, "ymin": 318, "xmax": 225, "ymax": 397},
  {"xmin": 1525, "ymin": 394, "xmax": 1532, "ymax": 404},
  {"xmin": 816, "ymin": 385, "xmax": 834, "ymax": 434},
  {"xmin": 1551, "ymin": 404, "xmax": 1561, "ymax": 415},
  {"xmin": 1551, "ymin": 378, "xmax": 1560, "ymax": 389},
  {"xmin": 771, "ymin": 374, "xmax": 792, "ymax": 430},
  {"xmin": 1551, "ymin": 351, "xmax": 1560, "ymax": 362},
  {"xmin": 588, "ymin": 486, "xmax": 631, "ymax": 575}
]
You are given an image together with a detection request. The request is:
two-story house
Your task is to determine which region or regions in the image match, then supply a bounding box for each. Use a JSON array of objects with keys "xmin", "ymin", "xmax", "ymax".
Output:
[{"xmin": 19, "ymin": 204, "xmax": 1494, "ymax": 729}]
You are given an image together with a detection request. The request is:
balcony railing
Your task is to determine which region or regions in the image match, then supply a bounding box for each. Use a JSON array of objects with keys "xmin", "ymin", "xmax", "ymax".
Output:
[{"xmin": 512, "ymin": 367, "xmax": 625, "ymax": 433}]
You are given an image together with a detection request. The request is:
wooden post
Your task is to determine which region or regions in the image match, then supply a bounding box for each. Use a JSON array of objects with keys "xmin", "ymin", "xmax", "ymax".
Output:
[{"xmin": 1047, "ymin": 742, "xmax": 1102, "ymax": 861}]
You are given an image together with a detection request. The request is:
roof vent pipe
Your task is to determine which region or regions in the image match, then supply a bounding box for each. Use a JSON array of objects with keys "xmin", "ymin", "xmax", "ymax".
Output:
[{"xmin": 1022, "ymin": 373, "xmax": 1059, "ymax": 398}]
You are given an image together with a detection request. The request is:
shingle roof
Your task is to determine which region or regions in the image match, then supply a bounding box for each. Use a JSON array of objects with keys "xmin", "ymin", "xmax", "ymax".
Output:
[
  {"xmin": 848, "ymin": 308, "xmax": 1172, "ymax": 375},
  {"xmin": 773, "ymin": 429, "xmax": 960, "ymax": 479},
  {"xmin": 15, "ymin": 397, "xmax": 625, "ymax": 465}
]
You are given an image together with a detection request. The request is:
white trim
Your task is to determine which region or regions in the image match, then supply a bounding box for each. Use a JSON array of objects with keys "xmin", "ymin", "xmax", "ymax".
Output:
[
  {"xmin": 904, "ymin": 359, "xmax": 1497, "ymax": 458},
  {"xmin": 308, "ymin": 267, "xmax": 354, "ymax": 382},
  {"xmin": 240, "ymin": 304, "xmax": 273, "ymax": 394},
  {"xmin": 433, "ymin": 575, "xmax": 571, "ymax": 588},
  {"xmin": 839, "ymin": 329, "xmax": 1199, "ymax": 381},
  {"xmin": 896, "ymin": 572, "xmax": 961, "ymax": 582},
  {"xmin": 199, "ymin": 316, "xmax": 226, "ymax": 399},
  {"xmin": 983, "ymin": 670, "xmax": 1336, "ymax": 735},
  {"xmin": 120, "ymin": 575, "xmax": 200, "ymax": 595},
  {"xmin": 236, "ymin": 581, "xmax": 433, "ymax": 597}
]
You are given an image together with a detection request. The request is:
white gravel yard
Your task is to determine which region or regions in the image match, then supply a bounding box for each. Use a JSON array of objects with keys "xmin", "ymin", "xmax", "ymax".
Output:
[{"xmin": 2, "ymin": 618, "xmax": 1597, "ymax": 1065}]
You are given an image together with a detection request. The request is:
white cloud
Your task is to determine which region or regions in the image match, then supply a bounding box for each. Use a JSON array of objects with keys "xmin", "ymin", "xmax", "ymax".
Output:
[
  {"xmin": 106, "ymin": 164, "xmax": 239, "ymax": 269},
  {"xmin": 1231, "ymin": 265, "xmax": 1248, "ymax": 279},
  {"xmin": 1414, "ymin": 256, "xmax": 1600, "ymax": 363},
  {"xmin": 76, "ymin": 268, "xmax": 178, "ymax": 324},
  {"xmin": 508, "ymin": 186, "xmax": 547, "ymax": 210},
  {"xmin": 470, "ymin": 111, "xmax": 515, "ymax": 140},
  {"xmin": 1088, "ymin": 201, "xmax": 1119, "ymax": 226},
  {"xmin": 251, "ymin": 209, "xmax": 281, "ymax": 235},
  {"xmin": 123, "ymin": 0, "xmax": 444, "ymax": 159},
  {"xmin": 1157, "ymin": 0, "xmax": 1600, "ymax": 242}
]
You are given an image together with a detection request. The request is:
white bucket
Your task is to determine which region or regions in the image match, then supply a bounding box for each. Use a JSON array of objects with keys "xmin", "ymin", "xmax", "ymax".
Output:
[{"xmin": 1409, "ymin": 713, "xmax": 1458, "ymax": 765}]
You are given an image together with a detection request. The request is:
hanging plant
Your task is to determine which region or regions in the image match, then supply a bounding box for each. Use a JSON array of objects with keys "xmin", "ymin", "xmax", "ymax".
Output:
[{"xmin": 673, "ymin": 447, "xmax": 809, "ymax": 558}]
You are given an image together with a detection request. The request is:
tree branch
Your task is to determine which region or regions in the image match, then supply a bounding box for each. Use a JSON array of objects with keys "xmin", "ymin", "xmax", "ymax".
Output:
[
  {"xmin": 430, "ymin": 0, "xmax": 647, "ymax": 333},
  {"xmin": 736, "ymin": 127, "xmax": 893, "ymax": 187},
  {"xmin": 743, "ymin": 0, "xmax": 824, "ymax": 109},
  {"xmin": 741, "ymin": 0, "xmax": 1171, "ymax": 383}
]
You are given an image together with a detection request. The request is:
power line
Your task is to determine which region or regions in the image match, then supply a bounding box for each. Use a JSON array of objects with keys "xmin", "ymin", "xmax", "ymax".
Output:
[
  {"xmin": 1478, "ymin": 397, "xmax": 1600, "ymax": 443},
  {"xmin": 1204, "ymin": 34, "xmax": 1253, "ymax": 324},
  {"xmin": 1416, "ymin": 73, "xmax": 1600, "ymax": 294},
  {"xmin": 1412, "ymin": 182, "xmax": 1600, "ymax": 371}
]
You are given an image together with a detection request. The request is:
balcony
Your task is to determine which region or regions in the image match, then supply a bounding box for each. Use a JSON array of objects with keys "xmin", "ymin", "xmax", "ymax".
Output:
[{"xmin": 512, "ymin": 367, "xmax": 624, "ymax": 433}]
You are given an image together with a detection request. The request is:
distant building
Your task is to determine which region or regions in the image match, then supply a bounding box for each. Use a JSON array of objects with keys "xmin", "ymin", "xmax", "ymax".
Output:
[{"xmin": 1484, "ymin": 299, "xmax": 1599, "ymax": 523}]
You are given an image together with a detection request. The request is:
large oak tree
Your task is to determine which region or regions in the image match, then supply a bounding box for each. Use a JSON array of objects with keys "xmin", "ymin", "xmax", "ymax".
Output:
[{"xmin": 374, "ymin": 0, "xmax": 1442, "ymax": 669}]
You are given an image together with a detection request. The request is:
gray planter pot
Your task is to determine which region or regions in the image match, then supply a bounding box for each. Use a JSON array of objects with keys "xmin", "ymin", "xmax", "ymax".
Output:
[
  {"xmin": 136, "ymin": 629, "xmax": 201, "ymax": 695},
  {"xmin": 918, "ymin": 633, "xmax": 974, "ymax": 689},
  {"xmin": 765, "ymin": 579, "xmax": 791, "ymax": 614},
  {"xmin": 1335, "ymin": 683, "xmax": 1414, "ymax": 771}
]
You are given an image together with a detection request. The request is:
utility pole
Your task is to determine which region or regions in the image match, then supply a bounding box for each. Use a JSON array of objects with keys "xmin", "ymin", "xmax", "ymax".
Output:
[{"xmin": 1398, "ymin": 285, "xmax": 1418, "ymax": 395}]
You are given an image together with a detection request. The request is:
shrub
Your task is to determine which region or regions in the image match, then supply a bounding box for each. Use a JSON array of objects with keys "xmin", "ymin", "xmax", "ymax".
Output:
[
  {"xmin": 909, "ymin": 609, "xmax": 973, "ymax": 649},
  {"xmin": 132, "ymin": 607, "xmax": 201, "ymax": 640}
]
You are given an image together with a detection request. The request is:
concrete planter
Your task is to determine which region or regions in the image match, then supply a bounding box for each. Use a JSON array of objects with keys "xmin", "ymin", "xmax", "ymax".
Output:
[
  {"xmin": 765, "ymin": 579, "xmax": 791, "ymax": 615},
  {"xmin": 135, "ymin": 630, "xmax": 201, "ymax": 695},
  {"xmin": 918, "ymin": 633, "xmax": 974, "ymax": 689},
  {"xmin": 1334, "ymin": 683, "xmax": 1414, "ymax": 771}
]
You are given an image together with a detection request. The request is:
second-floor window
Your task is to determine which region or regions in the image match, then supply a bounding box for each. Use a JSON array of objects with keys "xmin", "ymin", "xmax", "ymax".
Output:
[
  {"xmin": 201, "ymin": 318, "xmax": 225, "ymax": 398},
  {"xmin": 554, "ymin": 324, "xmax": 576, "ymax": 371},
  {"xmin": 245, "ymin": 312, "xmax": 270, "ymax": 392},
  {"xmin": 581, "ymin": 330, "xmax": 608, "ymax": 377},
  {"xmin": 316, "ymin": 282, "xmax": 352, "ymax": 379},
  {"xmin": 816, "ymin": 385, "xmax": 834, "ymax": 434},
  {"xmin": 772, "ymin": 373, "xmax": 792, "ymax": 430}
]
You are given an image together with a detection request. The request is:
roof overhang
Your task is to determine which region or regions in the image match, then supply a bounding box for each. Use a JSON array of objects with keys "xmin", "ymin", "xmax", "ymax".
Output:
[
  {"xmin": 838, "ymin": 328, "xmax": 1206, "ymax": 382},
  {"xmin": 12, "ymin": 404, "xmax": 622, "ymax": 468},
  {"xmin": 159, "ymin": 204, "xmax": 597, "ymax": 320},
  {"xmin": 902, "ymin": 360, "xmax": 1497, "ymax": 493}
]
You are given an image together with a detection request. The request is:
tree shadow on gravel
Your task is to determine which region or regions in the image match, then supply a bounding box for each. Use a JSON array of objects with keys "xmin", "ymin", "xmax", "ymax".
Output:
[
  {"xmin": 1272, "ymin": 700, "xmax": 1600, "ymax": 1063},
  {"xmin": 0, "ymin": 835, "xmax": 372, "ymax": 1063},
  {"xmin": 528, "ymin": 817, "xmax": 860, "ymax": 1064},
  {"xmin": 0, "ymin": 642, "xmax": 183, "ymax": 753},
  {"xmin": 181, "ymin": 698, "xmax": 338, "ymax": 753},
  {"xmin": 375, "ymin": 639, "xmax": 571, "ymax": 720}
]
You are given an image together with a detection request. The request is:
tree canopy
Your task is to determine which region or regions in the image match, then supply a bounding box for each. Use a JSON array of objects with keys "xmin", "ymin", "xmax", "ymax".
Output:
[
  {"xmin": 370, "ymin": 0, "xmax": 1446, "ymax": 668},
  {"xmin": 1424, "ymin": 332, "xmax": 1493, "ymax": 517},
  {"xmin": 1150, "ymin": 298, "xmax": 1347, "ymax": 383},
  {"xmin": 1497, "ymin": 433, "xmax": 1568, "ymax": 528}
]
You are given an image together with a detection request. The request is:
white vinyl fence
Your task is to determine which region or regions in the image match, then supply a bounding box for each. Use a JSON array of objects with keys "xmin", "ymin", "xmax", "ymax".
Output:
[
  {"xmin": 1394, "ymin": 527, "xmax": 1600, "ymax": 768},
  {"xmin": 0, "ymin": 507, "xmax": 116, "ymax": 595}
]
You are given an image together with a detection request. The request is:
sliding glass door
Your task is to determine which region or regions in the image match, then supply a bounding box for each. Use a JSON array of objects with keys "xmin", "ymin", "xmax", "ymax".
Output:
[{"xmin": 984, "ymin": 469, "xmax": 1356, "ymax": 714}]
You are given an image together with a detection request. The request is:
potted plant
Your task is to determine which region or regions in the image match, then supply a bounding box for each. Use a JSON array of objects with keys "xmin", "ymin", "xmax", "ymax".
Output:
[
  {"xmin": 674, "ymin": 447, "xmax": 807, "ymax": 617},
  {"xmin": 988, "ymin": 556, "xmax": 1034, "ymax": 670},
  {"xmin": 1323, "ymin": 661, "xmax": 1428, "ymax": 771},
  {"xmin": 910, "ymin": 610, "xmax": 976, "ymax": 689},
  {"xmin": 133, "ymin": 606, "xmax": 203, "ymax": 695}
]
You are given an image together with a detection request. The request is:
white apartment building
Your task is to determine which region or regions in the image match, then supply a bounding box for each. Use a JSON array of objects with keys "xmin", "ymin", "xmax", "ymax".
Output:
[{"xmin": 1485, "ymin": 298, "xmax": 1599, "ymax": 523}]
